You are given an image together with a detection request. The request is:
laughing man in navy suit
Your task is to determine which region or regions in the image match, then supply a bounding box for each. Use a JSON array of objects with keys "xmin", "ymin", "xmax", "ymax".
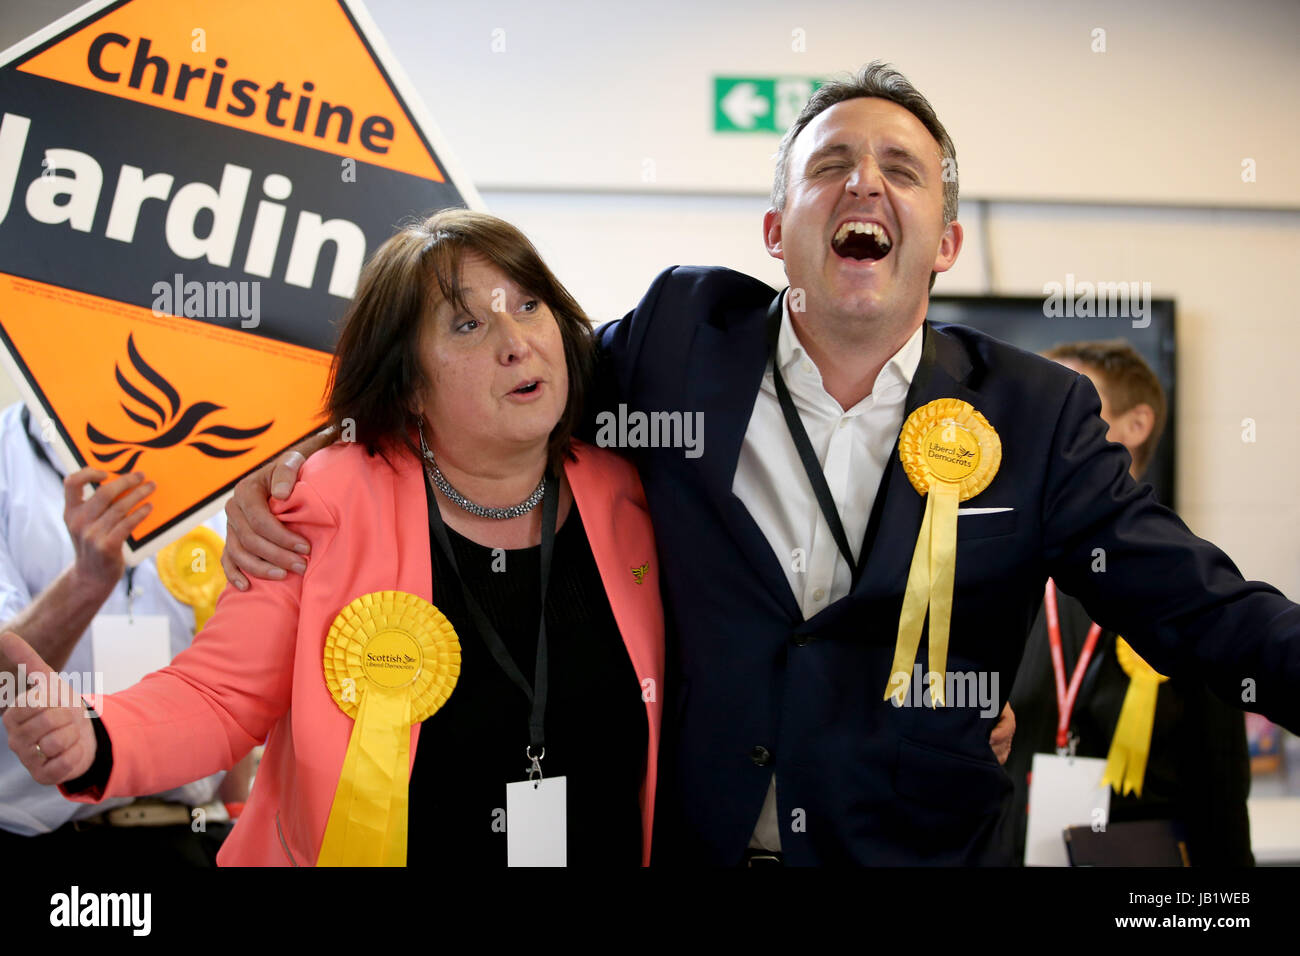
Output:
[{"xmin": 225, "ymin": 62, "xmax": 1299, "ymax": 866}]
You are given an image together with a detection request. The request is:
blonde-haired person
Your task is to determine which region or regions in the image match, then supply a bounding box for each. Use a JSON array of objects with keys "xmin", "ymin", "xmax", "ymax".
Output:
[{"xmin": 4, "ymin": 210, "xmax": 664, "ymax": 866}]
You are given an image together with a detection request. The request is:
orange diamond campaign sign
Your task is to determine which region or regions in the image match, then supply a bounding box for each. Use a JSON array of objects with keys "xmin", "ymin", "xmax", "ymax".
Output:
[{"xmin": 0, "ymin": 0, "xmax": 481, "ymax": 561}]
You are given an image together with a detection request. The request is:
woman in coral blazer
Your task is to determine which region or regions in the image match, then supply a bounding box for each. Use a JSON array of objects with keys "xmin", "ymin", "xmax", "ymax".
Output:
[{"xmin": 4, "ymin": 211, "xmax": 663, "ymax": 866}]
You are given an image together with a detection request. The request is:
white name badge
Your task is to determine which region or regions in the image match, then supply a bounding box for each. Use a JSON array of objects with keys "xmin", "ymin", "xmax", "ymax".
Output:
[
  {"xmin": 505, "ymin": 776, "xmax": 567, "ymax": 867},
  {"xmin": 1025, "ymin": 752, "xmax": 1110, "ymax": 866},
  {"xmin": 90, "ymin": 615, "xmax": 171, "ymax": 695}
]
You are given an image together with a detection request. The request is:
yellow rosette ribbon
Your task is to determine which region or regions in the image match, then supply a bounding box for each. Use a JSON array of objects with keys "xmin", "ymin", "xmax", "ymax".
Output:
[
  {"xmin": 156, "ymin": 527, "xmax": 227, "ymax": 632},
  {"xmin": 318, "ymin": 591, "xmax": 461, "ymax": 866},
  {"xmin": 1102, "ymin": 636, "xmax": 1168, "ymax": 797},
  {"xmin": 885, "ymin": 399, "xmax": 1001, "ymax": 707}
]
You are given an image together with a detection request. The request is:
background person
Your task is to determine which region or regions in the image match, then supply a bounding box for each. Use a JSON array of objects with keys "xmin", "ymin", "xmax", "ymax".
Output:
[
  {"xmin": 3, "ymin": 210, "xmax": 664, "ymax": 867},
  {"xmin": 0, "ymin": 401, "xmax": 245, "ymax": 866},
  {"xmin": 999, "ymin": 339, "xmax": 1253, "ymax": 865}
]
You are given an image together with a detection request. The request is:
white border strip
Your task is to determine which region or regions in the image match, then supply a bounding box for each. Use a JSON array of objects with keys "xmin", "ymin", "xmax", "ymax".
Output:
[{"xmin": 0, "ymin": 0, "xmax": 116, "ymax": 68}]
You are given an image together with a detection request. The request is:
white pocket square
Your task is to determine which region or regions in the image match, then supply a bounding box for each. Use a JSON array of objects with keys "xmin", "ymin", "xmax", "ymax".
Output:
[{"xmin": 957, "ymin": 507, "xmax": 1015, "ymax": 515}]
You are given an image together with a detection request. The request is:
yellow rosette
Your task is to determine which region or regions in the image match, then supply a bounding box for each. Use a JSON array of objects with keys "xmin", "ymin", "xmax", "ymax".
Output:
[
  {"xmin": 156, "ymin": 527, "xmax": 227, "ymax": 632},
  {"xmin": 885, "ymin": 399, "xmax": 1001, "ymax": 707},
  {"xmin": 317, "ymin": 591, "xmax": 461, "ymax": 866},
  {"xmin": 1102, "ymin": 636, "xmax": 1168, "ymax": 797}
]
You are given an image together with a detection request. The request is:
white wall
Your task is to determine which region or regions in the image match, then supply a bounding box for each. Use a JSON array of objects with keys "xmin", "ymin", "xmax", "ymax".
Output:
[
  {"xmin": 379, "ymin": 0, "xmax": 1300, "ymax": 208},
  {"xmin": 1, "ymin": 0, "xmax": 1297, "ymax": 598}
]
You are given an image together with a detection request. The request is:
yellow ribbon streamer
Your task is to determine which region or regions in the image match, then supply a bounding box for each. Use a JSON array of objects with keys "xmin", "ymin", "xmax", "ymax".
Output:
[
  {"xmin": 1102, "ymin": 637, "xmax": 1168, "ymax": 797},
  {"xmin": 321, "ymin": 687, "xmax": 413, "ymax": 866},
  {"xmin": 887, "ymin": 490, "xmax": 934, "ymax": 705},
  {"xmin": 885, "ymin": 399, "xmax": 1001, "ymax": 707},
  {"xmin": 886, "ymin": 481, "xmax": 961, "ymax": 706},
  {"xmin": 927, "ymin": 482, "xmax": 959, "ymax": 705},
  {"xmin": 317, "ymin": 591, "xmax": 460, "ymax": 867}
]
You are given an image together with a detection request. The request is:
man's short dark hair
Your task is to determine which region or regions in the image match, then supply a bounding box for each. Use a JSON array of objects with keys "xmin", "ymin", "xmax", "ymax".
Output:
[
  {"xmin": 771, "ymin": 60, "xmax": 959, "ymax": 224},
  {"xmin": 1044, "ymin": 339, "xmax": 1168, "ymax": 477}
]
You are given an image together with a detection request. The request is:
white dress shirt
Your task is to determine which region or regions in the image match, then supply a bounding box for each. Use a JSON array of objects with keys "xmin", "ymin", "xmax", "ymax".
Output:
[
  {"xmin": 732, "ymin": 296, "xmax": 923, "ymax": 852},
  {"xmin": 0, "ymin": 402, "xmax": 226, "ymax": 835}
]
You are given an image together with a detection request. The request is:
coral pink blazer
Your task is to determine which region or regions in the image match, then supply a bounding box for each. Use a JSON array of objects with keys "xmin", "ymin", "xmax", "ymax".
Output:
[{"xmin": 64, "ymin": 439, "xmax": 664, "ymax": 866}]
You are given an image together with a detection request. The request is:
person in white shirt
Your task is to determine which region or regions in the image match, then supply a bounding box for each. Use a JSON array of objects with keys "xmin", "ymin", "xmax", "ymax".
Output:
[
  {"xmin": 734, "ymin": 295, "xmax": 927, "ymax": 853},
  {"xmin": 0, "ymin": 401, "xmax": 247, "ymax": 864}
]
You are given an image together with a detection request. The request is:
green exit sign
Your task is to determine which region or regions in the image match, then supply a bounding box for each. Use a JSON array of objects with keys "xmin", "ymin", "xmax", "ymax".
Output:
[{"xmin": 714, "ymin": 76, "xmax": 824, "ymax": 133}]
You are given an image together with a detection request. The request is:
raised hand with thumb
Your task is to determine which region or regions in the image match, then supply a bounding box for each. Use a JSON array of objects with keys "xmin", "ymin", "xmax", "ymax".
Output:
[{"xmin": 1, "ymin": 631, "xmax": 97, "ymax": 786}]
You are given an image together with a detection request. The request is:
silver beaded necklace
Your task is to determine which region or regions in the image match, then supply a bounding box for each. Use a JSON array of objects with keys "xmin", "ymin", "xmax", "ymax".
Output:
[{"xmin": 419, "ymin": 424, "xmax": 546, "ymax": 520}]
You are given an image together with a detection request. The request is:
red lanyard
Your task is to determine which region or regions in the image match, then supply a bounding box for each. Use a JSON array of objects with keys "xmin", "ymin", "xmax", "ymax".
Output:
[{"xmin": 1044, "ymin": 578, "xmax": 1103, "ymax": 751}]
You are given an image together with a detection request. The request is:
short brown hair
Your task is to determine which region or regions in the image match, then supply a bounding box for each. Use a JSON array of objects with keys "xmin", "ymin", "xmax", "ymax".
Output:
[
  {"xmin": 772, "ymin": 61, "xmax": 959, "ymax": 224},
  {"xmin": 1044, "ymin": 339, "xmax": 1167, "ymax": 476},
  {"xmin": 326, "ymin": 209, "xmax": 594, "ymax": 472}
]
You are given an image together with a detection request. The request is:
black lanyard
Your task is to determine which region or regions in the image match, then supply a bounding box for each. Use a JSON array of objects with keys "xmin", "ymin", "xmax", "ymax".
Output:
[
  {"xmin": 766, "ymin": 300, "xmax": 862, "ymax": 582},
  {"xmin": 20, "ymin": 406, "xmax": 61, "ymax": 475},
  {"xmin": 424, "ymin": 466, "xmax": 558, "ymax": 758}
]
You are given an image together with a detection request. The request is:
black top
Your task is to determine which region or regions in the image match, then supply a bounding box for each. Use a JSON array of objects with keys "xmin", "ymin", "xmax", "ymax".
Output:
[
  {"xmin": 998, "ymin": 590, "xmax": 1254, "ymax": 866},
  {"xmin": 408, "ymin": 481, "xmax": 647, "ymax": 867},
  {"xmin": 68, "ymin": 483, "xmax": 648, "ymax": 866}
]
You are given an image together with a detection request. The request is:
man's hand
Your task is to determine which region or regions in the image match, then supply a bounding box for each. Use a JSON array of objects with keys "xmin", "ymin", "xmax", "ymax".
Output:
[
  {"xmin": 989, "ymin": 702, "xmax": 1015, "ymax": 765},
  {"xmin": 1, "ymin": 631, "xmax": 97, "ymax": 785},
  {"xmin": 0, "ymin": 469, "xmax": 157, "ymax": 674},
  {"xmin": 219, "ymin": 749, "xmax": 258, "ymax": 804},
  {"xmin": 222, "ymin": 429, "xmax": 334, "ymax": 589},
  {"xmin": 63, "ymin": 469, "xmax": 155, "ymax": 599}
]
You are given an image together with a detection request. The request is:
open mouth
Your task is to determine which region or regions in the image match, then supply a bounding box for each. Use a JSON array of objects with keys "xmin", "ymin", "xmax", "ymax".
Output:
[
  {"xmin": 832, "ymin": 221, "xmax": 892, "ymax": 261},
  {"xmin": 511, "ymin": 380, "xmax": 540, "ymax": 395}
]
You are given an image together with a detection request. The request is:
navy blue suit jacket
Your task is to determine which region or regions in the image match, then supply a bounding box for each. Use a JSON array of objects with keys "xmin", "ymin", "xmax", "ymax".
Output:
[{"xmin": 592, "ymin": 265, "xmax": 1300, "ymax": 866}]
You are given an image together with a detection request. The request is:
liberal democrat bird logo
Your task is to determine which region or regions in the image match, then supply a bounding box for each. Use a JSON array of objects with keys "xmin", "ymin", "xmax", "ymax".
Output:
[
  {"xmin": 631, "ymin": 563, "xmax": 649, "ymax": 585},
  {"xmin": 86, "ymin": 334, "xmax": 273, "ymax": 474}
]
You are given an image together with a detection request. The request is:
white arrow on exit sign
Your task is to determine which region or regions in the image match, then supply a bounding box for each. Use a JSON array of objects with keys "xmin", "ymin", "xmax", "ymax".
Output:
[{"xmin": 720, "ymin": 82, "xmax": 770, "ymax": 130}]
